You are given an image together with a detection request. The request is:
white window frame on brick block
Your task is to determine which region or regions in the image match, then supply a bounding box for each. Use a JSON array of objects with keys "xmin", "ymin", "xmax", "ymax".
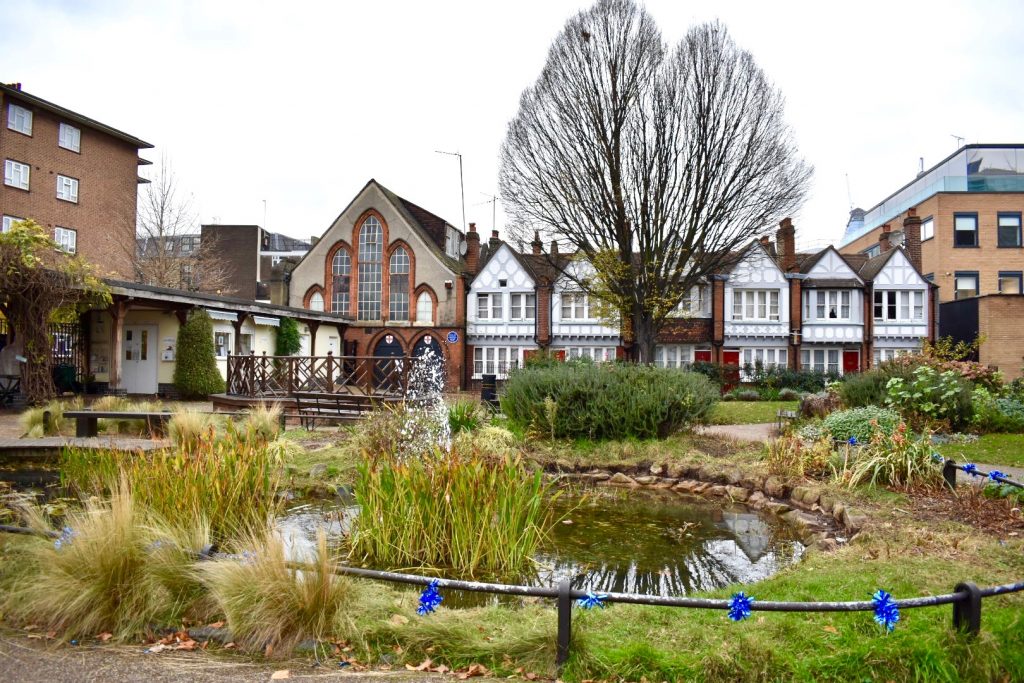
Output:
[
  {"xmin": 4, "ymin": 159, "xmax": 30, "ymax": 190},
  {"xmin": 56, "ymin": 175, "xmax": 79, "ymax": 203},
  {"xmin": 2, "ymin": 215, "xmax": 25, "ymax": 233},
  {"xmin": 54, "ymin": 227, "xmax": 77, "ymax": 254},
  {"xmin": 58, "ymin": 123, "xmax": 81, "ymax": 152},
  {"xmin": 7, "ymin": 104, "xmax": 32, "ymax": 135}
]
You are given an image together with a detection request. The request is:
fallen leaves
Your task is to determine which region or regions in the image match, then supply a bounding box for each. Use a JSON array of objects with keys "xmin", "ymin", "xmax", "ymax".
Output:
[{"xmin": 144, "ymin": 630, "xmax": 199, "ymax": 653}]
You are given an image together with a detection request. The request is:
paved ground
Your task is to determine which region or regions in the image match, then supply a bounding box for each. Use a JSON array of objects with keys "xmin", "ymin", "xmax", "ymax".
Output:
[
  {"xmin": 698, "ymin": 422, "xmax": 775, "ymax": 443},
  {"xmin": 0, "ymin": 633, "xmax": 470, "ymax": 683}
]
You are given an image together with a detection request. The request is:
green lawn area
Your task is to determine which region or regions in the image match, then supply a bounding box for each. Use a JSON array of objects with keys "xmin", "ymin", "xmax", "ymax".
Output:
[
  {"xmin": 936, "ymin": 433, "xmax": 1024, "ymax": 469},
  {"xmin": 710, "ymin": 400, "xmax": 798, "ymax": 425}
]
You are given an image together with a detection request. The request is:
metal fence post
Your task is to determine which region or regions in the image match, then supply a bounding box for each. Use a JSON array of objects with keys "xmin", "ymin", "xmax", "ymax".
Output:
[
  {"xmin": 556, "ymin": 580, "xmax": 572, "ymax": 668},
  {"xmin": 943, "ymin": 459, "xmax": 958, "ymax": 491},
  {"xmin": 953, "ymin": 582, "xmax": 982, "ymax": 636}
]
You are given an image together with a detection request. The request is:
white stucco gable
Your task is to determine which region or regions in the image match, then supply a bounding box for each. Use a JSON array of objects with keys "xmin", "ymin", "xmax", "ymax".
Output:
[
  {"xmin": 471, "ymin": 244, "xmax": 535, "ymax": 292},
  {"xmin": 805, "ymin": 247, "xmax": 863, "ymax": 283},
  {"xmin": 728, "ymin": 242, "xmax": 787, "ymax": 286},
  {"xmin": 872, "ymin": 249, "xmax": 927, "ymax": 289}
]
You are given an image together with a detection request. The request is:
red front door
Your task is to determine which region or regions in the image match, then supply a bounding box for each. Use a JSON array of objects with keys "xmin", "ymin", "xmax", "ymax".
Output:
[
  {"xmin": 722, "ymin": 350, "xmax": 741, "ymax": 391},
  {"xmin": 842, "ymin": 350, "xmax": 860, "ymax": 375},
  {"xmin": 722, "ymin": 350, "xmax": 740, "ymax": 366},
  {"xmin": 694, "ymin": 350, "xmax": 712, "ymax": 363}
]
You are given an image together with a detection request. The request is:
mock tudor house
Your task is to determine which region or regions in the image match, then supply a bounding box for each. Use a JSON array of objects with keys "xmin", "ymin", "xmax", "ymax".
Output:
[
  {"xmin": 285, "ymin": 180, "xmax": 468, "ymax": 389},
  {"xmin": 465, "ymin": 217, "xmax": 936, "ymax": 383}
]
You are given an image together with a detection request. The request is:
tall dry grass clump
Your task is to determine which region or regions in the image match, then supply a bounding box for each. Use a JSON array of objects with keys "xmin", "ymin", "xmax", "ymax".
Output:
[
  {"xmin": 351, "ymin": 448, "xmax": 556, "ymax": 579},
  {"xmin": 19, "ymin": 397, "xmax": 83, "ymax": 437},
  {"xmin": 2, "ymin": 485, "xmax": 209, "ymax": 640},
  {"xmin": 242, "ymin": 402, "xmax": 282, "ymax": 443},
  {"xmin": 198, "ymin": 530, "xmax": 374, "ymax": 656},
  {"xmin": 167, "ymin": 407, "xmax": 218, "ymax": 450}
]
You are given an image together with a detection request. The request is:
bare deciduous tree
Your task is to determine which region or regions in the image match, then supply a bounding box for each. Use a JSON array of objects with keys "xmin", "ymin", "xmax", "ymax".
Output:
[
  {"xmin": 133, "ymin": 156, "xmax": 234, "ymax": 294},
  {"xmin": 500, "ymin": 0, "xmax": 812, "ymax": 361}
]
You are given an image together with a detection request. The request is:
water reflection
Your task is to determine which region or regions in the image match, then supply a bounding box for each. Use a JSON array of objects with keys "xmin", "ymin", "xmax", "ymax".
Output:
[{"xmin": 276, "ymin": 486, "xmax": 804, "ymax": 598}]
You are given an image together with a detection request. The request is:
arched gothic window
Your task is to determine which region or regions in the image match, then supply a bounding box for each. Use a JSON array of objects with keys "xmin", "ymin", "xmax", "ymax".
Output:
[
  {"xmin": 357, "ymin": 216, "xmax": 383, "ymax": 320},
  {"xmin": 309, "ymin": 291, "xmax": 325, "ymax": 312},
  {"xmin": 331, "ymin": 249, "xmax": 351, "ymax": 314},
  {"xmin": 389, "ymin": 247, "xmax": 410, "ymax": 321},
  {"xmin": 416, "ymin": 291, "xmax": 433, "ymax": 324}
]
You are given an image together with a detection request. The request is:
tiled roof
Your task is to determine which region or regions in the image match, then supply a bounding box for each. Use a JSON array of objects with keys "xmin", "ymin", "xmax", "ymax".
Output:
[{"xmin": 857, "ymin": 249, "xmax": 897, "ymax": 281}]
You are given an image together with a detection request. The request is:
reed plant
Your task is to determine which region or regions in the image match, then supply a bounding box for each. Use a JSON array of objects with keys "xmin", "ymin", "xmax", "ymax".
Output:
[
  {"xmin": 61, "ymin": 422, "xmax": 282, "ymax": 542},
  {"xmin": 845, "ymin": 422, "xmax": 941, "ymax": 489},
  {"xmin": 2, "ymin": 485, "xmax": 209, "ymax": 640},
  {"xmin": 198, "ymin": 529, "xmax": 382, "ymax": 656},
  {"xmin": 351, "ymin": 448, "xmax": 556, "ymax": 578}
]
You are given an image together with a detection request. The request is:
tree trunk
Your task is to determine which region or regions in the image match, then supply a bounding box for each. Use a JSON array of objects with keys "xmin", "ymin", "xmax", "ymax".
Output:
[
  {"xmin": 11, "ymin": 308, "xmax": 55, "ymax": 404},
  {"xmin": 631, "ymin": 309, "xmax": 658, "ymax": 364}
]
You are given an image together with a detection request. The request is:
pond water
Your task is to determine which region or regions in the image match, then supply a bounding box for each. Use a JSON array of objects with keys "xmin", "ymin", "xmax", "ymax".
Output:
[{"xmin": 278, "ymin": 485, "xmax": 804, "ymax": 598}]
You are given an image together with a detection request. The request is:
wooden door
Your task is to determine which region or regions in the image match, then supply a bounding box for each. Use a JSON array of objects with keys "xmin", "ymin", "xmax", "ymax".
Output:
[{"xmin": 842, "ymin": 350, "xmax": 860, "ymax": 375}]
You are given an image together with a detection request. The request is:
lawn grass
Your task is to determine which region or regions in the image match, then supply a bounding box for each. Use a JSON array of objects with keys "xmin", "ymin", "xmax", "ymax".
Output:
[
  {"xmin": 936, "ymin": 433, "xmax": 1024, "ymax": 469},
  {"xmin": 710, "ymin": 400, "xmax": 799, "ymax": 425}
]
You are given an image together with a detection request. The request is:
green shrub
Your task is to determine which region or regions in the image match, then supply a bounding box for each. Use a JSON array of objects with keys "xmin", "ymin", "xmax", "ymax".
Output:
[
  {"xmin": 173, "ymin": 310, "xmax": 225, "ymax": 399},
  {"xmin": 846, "ymin": 423, "xmax": 941, "ymax": 489},
  {"xmin": 823, "ymin": 406, "xmax": 900, "ymax": 443},
  {"xmin": 689, "ymin": 361, "xmax": 726, "ymax": 387},
  {"xmin": 448, "ymin": 398, "xmax": 484, "ymax": 434},
  {"xmin": 732, "ymin": 388, "xmax": 761, "ymax": 401},
  {"xmin": 745, "ymin": 363, "xmax": 838, "ymax": 392},
  {"xmin": 971, "ymin": 388, "xmax": 1024, "ymax": 433},
  {"xmin": 501, "ymin": 364, "xmax": 718, "ymax": 440},
  {"xmin": 275, "ymin": 317, "xmax": 302, "ymax": 356},
  {"xmin": 836, "ymin": 370, "xmax": 890, "ymax": 408},
  {"xmin": 885, "ymin": 365, "xmax": 974, "ymax": 431},
  {"xmin": 777, "ymin": 388, "xmax": 800, "ymax": 401}
]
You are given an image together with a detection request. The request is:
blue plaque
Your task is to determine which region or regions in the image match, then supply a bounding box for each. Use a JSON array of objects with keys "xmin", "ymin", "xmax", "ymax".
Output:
[{"xmin": 446, "ymin": 331, "xmax": 459, "ymax": 344}]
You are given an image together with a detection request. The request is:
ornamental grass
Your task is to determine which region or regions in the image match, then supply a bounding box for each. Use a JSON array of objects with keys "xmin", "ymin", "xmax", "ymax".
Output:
[
  {"xmin": 198, "ymin": 529, "xmax": 384, "ymax": 657},
  {"xmin": 351, "ymin": 448, "xmax": 555, "ymax": 579},
  {"xmin": 1, "ymin": 485, "xmax": 209, "ymax": 640}
]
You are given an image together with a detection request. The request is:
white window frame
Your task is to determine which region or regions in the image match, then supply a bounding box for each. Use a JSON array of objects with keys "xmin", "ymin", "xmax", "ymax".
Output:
[
  {"xmin": 56, "ymin": 175, "xmax": 79, "ymax": 203},
  {"xmin": 740, "ymin": 348, "xmax": 788, "ymax": 378},
  {"xmin": 214, "ymin": 331, "xmax": 231, "ymax": 358},
  {"xmin": 308, "ymin": 291, "xmax": 325, "ymax": 312},
  {"xmin": 415, "ymin": 292, "xmax": 433, "ymax": 324},
  {"xmin": 58, "ymin": 122, "xmax": 81, "ymax": 152},
  {"xmin": 560, "ymin": 291, "xmax": 590, "ymax": 320},
  {"xmin": 654, "ymin": 345, "xmax": 693, "ymax": 369},
  {"xmin": 731, "ymin": 289, "xmax": 780, "ymax": 321},
  {"xmin": 805, "ymin": 290, "xmax": 853, "ymax": 321},
  {"xmin": 509, "ymin": 292, "xmax": 536, "ymax": 321},
  {"xmin": 54, "ymin": 227, "xmax": 76, "ymax": 254},
  {"xmin": 7, "ymin": 104, "xmax": 32, "ymax": 135},
  {"xmin": 4, "ymin": 159, "xmax": 30, "ymax": 190},
  {"xmin": 476, "ymin": 292, "xmax": 503, "ymax": 320},
  {"xmin": 563, "ymin": 346, "xmax": 616, "ymax": 363},
  {"xmin": 873, "ymin": 348, "xmax": 915, "ymax": 365},
  {"xmin": 800, "ymin": 348, "xmax": 839, "ymax": 374},
  {"xmin": 921, "ymin": 217, "xmax": 934, "ymax": 241},
  {"xmin": 873, "ymin": 290, "xmax": 924, "ymax": 322},
  {"xmin": 2, "ymin": 215, "xmax": 25, "ymax": 233},
  {"xmin": 472, "ymin": 346, "xmax": 523, "ymax": 379}
]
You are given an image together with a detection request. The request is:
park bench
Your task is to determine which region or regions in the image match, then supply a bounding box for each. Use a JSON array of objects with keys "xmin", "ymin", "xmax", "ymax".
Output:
[
  {"xmin": 60, "ymin": 408, "xmax": 286, "ymax": 438},
  {"xmin": 293, "ymin": 391, "xmax": 382, "ymax": 429},
  {"xmin": 776, "ymin": 409, "xmax": 799, "ymax": 432},
  {"xmin": 63, "ymin": 410, "xmax": 173, "ymax": 438}
]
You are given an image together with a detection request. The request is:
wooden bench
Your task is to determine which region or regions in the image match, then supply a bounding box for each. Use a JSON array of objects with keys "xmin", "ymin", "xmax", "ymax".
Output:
[
  {"xmin": 63, "ymin": 410, "xmax": 174, "ymax": 438},
  {"xmin": 293, "ymin": 392, "xmax": 381, "ymax": 429},
  {"xmin": 776, "ymin": 409, "xmax": 799, "ymax": 432}
]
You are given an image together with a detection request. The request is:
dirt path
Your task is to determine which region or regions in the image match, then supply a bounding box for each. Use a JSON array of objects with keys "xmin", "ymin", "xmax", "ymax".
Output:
[
  {"xmin": 698, "ymin": 422, "xmax": 775, "ymax": 443},
  {"xmin": 0, "ymin": 633, "xmax": 467, "ymax": 683}
]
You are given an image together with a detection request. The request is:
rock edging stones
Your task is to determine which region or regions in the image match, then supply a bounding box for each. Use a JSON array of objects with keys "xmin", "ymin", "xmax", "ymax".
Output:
[{"xmin": 549, "ymin": 462, "xmax": 864, "ymax": 551}]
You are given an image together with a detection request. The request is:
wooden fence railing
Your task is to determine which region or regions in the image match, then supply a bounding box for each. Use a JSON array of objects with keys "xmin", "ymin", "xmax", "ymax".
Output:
[{"xmin": 226, "ymin": 353, "xmax": 410, "ymax": 398}]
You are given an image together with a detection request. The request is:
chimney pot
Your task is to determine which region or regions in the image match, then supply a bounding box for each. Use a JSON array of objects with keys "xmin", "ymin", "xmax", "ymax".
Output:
[
  {"xmin": 531, "ymin": 230, "xmax": 543, "ymax": 255},
  {"xmin": 550, "ymin": 240, "xmax": 559, "ymax": 255},
  {"xmin": 465, "ymin": 223, "xmax": 481, "ymax": 275},
  {"xmin": 468, "ymin": 222, "xmax": 477, "ymax": 233},
  {"xmin": 775, "ymin": 218, "xmax": 796, "ymax": 271}
]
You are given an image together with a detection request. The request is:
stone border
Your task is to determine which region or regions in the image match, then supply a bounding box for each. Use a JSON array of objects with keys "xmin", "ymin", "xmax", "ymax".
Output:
[{"xmin": 539, "ymin": 461, "xmax": 867, "ymax": 552}]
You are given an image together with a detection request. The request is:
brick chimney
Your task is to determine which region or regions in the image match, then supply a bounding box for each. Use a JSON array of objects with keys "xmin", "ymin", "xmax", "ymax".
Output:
[
  {"xmin": 531, "ymin": 231, "xmax": 543, "ymax": 255},
  {"xmin": 775, "ymin": 218, "xmax": 796, "ymax": 271},
  {"xmin": 465, "ymin": 223, "xmax": 480, "ymax": 275},
  {"xmin": 550, "ymin": 240, "xmax": 559, "ymax": 256},
  {"xmin": 878, "ymin": 224, "xmax": 892, "ymax": 253},
  {"xmin": 489, "ymin": 229, "xmax": 502, "ymax": 252},
  {"xmin": 902, "ymin": 208, "xmax": 923, "ymax": 272}
]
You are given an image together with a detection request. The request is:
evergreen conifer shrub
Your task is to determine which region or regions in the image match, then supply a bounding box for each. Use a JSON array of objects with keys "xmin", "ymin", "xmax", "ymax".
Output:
[
  {"xmin": 275, "ymin": 317, "xmax": 301, "ymax": 356},
  {"xmin": 173, "ymin": 310, "xmax": 225, "ymax": 398}
]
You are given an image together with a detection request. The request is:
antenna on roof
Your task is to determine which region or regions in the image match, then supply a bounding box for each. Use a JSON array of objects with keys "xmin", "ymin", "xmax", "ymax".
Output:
[
  {"xmin": 951, "ymin": 134, "xmax": 964, "ymax": 149},
  {"xmin": 481, "ymin": 193, "xmax": 499, "ymax": 232},
  {"xmin": 844, "ymin": 173, "xmax": 853, "ymax": 210},
  {"xmin": 435, "ymin": 150, "xmax": 466, "ymax": 231}
]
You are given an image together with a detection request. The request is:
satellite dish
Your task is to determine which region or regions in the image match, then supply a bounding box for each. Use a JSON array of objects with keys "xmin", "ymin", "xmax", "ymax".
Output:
[{"xmin": 458, "ymin": 237, "xmax": 468, "ymax": 256}]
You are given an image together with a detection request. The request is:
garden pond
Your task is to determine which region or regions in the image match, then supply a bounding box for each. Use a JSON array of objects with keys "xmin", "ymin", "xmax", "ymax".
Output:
[{"xmin": 279, "ymin": 485, "xmax": 805, "ymax": 598}]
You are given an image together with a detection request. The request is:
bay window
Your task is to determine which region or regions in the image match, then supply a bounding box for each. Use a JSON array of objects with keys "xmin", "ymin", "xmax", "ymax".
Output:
[
  {"xmin": 731, "ymin": 290, "xmax": 780, "ymax": 321},
  {"xmin": 800, "ymin": 349, "xmax": 839, "ymax": 374},
  {"xmin": 473, "ymin": 347, "xmax": 522, "ymax": 378},
  {"xmin": 873, "ymin": 290, "xmax": 924, "ymax": 321},
  {"xmin": 804, "ymin": 290, "xmax": 852, "ymax": 321}
]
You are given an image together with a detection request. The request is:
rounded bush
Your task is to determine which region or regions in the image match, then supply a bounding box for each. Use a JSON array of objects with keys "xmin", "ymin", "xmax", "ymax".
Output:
[
  {"xmin": 823, "ymin": 406, "xmax": 900, "ymax": 443},
  {"xmin": 778, "ymin": 388, "xmax": 800, "ymax": 401},
  {"xmin": 501, "ymin": 363, "xmax": 718, "ymax": 439},
  {"xmin": 173, "ymin": 310, "xmax": 225, "ymax": 399}
]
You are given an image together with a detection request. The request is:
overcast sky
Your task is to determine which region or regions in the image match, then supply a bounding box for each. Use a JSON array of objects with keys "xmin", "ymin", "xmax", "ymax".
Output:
[{"xmin": 5, "ymin": 0, "xmax": 1023, "ymax": 249}]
